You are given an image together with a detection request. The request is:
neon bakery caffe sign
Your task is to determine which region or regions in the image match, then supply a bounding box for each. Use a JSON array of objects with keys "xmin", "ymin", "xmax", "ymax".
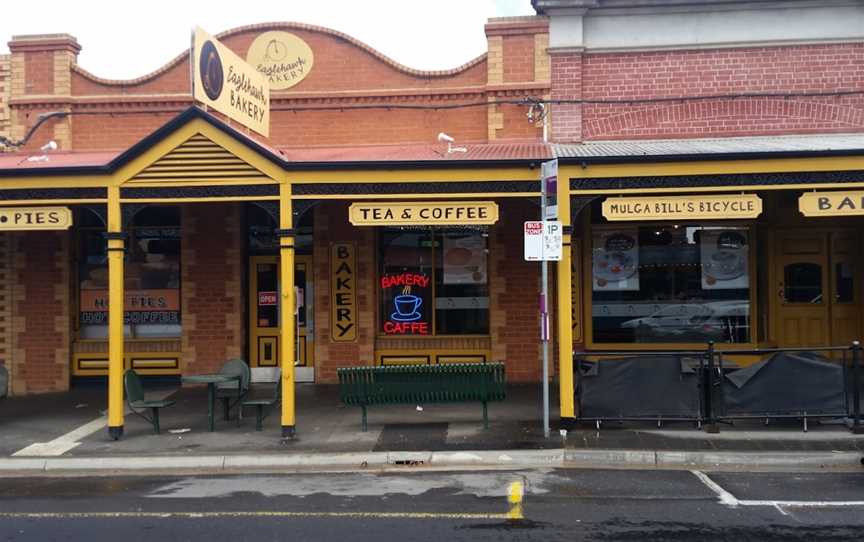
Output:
[{"xmin": 381, "ymin": 272, "xmax": 431, "ymax": 335}]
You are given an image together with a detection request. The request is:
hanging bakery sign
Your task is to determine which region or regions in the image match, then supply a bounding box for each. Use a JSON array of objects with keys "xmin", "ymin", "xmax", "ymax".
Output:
[
  {"xmin": 0, "ymin": 207, "xmax": 72, "ymax": 230},
  {"xmin": 602, "ymin": 194, "xmax": 762, "ymax": 221},
  {"xmin": 192, "ymin": 26, "xmax": 270, "ymax": 136},
  {"xmin": 799, "ymin": 191, "xmax": 864, "ymax": 217},
  {"xmin": 246, "ymin": 31, "xmax": 314, "ymax": 90},
  {"xmin": 349, "ymin": 202, "xmax": 499, "ymax": 226}
]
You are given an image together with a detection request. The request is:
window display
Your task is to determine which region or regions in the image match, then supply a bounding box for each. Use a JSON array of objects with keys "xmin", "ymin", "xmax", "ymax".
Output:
[
  {"xmin": 591, "ymin": 225, "xmax": 751, "ymax": 344},
  {"xmin": 379, "ymin": 229, "xmax": 489, "ymax": 336},
  {"xmin": 78, "ymin": 207, "xmax": 181, "ymax": 339}
]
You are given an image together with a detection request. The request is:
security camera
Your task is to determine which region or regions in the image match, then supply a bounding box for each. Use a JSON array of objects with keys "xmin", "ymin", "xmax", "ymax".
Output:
[
  {"xmin": 437, "ymin": 132, "xmax": 455, "ymax": 143},
  {"xmin": 40, "ymin": 141, "xmax": 57, "ymax": 152}
]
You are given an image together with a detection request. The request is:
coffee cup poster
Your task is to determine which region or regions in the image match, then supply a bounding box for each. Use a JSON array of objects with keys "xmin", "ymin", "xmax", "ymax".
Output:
[
  {"xmin": 592, "ymin": 230, "xmax": 640, "ymax": 291},
  {"xmin": 700, "ymin": 229, "xmax": 749, "ymax": 290}
]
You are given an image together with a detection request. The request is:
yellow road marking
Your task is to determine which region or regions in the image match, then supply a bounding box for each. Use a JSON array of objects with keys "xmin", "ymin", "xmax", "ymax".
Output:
[
  {"xmin": 508, "ymin": 481, "xmax": 525, "ymax": 520},
  {"xmin": 0, "ymin": 511, "xmax": 512, "ymax": 520}
]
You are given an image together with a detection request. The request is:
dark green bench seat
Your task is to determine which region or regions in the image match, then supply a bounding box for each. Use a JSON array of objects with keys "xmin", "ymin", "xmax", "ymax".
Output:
[{"xmin": 337, "ymin": 363, "xmax": 506, "ymax": 431}]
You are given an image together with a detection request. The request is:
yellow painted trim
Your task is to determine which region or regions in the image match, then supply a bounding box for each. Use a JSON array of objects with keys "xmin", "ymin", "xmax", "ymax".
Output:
[
  {"xmin": 289, "ymin": 167, "xmax": 537, "ymax": 184},
  {"xmin": 71, "ymin": 352, "xmax": 182, "ymax": 377},
  {"xmin": 0, "ymin": 199, "xmax": 106, "ymax": 206},
  {"xmin": 279, "ymin": 182, "xmax": 296, "ymax": 429},
  {"xmin": 562, "ymin": 156, "xmax": 864, "ymax": 180},
  {"xmin": 121, "ymin": 196, "xmax": 279, "ymax": 204},
  {"xmin": 556, "ymin": 180, "xmax": 575, "ymax": 419},
  {"xmin": 123, "ymin": 178, "xmax": 279, "ymax": 187},
  {"xmin": 375, "ymin": 349, "xmax": 492, "ymax": 365},
  {"xmin": 292, "ymin": 193, "xmax": 539, "ymax": 200},
  {"xmin": 572, "ymin": 183, "xmax": 864, "ymax": 196},
  {"xmin": 114, "ymin": 118, "xmax": 284, "ymax": 184},
  {"xmin": 0, "ymin": 176, "xmax": 108, "ymax": 190},
  {"xmin": 106, "ymin": 185, "xmax": 124, "ymax": 430}
]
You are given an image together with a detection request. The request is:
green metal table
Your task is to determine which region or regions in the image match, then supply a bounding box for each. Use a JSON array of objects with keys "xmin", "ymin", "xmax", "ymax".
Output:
[{"xmin": 181, "ymin": 373, "xmax": 241, "ymax": 432}]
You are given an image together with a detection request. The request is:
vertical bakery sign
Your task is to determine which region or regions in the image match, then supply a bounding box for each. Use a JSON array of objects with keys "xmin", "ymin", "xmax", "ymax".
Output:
[{"xmin": 191, "ymin": 26, "xmax": 270, "ymax": 136}]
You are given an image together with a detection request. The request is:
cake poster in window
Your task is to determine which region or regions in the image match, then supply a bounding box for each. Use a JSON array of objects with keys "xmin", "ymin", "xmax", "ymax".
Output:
[
  {"xmin": 592, "ymin": 229, "xmax": 640, "ymax": 291},
  {"xmin": 701, "ymin": 229, "xmax": 748, "ymax": 290},
  {"xmin": 442, "ymin": 233, "xmax": 487, "ymax": 285}
]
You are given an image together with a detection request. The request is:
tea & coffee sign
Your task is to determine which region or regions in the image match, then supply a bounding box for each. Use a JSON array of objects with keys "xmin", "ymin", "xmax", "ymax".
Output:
[
  {"xmin": 246, "ymin": 31, "xmax": 314, "ymax": 90},
  {"xmin": 799, "ymin": 191, "xmax": 864, "ymax": 217},
  {"xmin": 602, "ymin": 194, "xmax": 762, "ymax": 221},
  {"xmin": 349, "ymin": 202, "xmax": 498, "ymax": 226},
  {"xmin": 0, "ymin": 206, "xmax": 71, "ymax": 231},
  {"xmin": 192, "ymin": 26, "xmax": 270, "ymax": 136}
]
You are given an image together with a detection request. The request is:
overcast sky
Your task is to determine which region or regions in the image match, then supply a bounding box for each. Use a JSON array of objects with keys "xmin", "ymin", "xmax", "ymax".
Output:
[{"xmin": 2, "ymin": 0, "xmax": 536, "ymax": 79}]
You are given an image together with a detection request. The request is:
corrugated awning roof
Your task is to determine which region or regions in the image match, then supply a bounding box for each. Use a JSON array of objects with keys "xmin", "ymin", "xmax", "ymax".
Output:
[{"xmin": 552, "ymin": 133, "xmax": 864, "ymax": 159}]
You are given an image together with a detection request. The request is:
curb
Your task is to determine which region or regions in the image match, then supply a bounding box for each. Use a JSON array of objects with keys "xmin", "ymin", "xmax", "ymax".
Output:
[{"xmin": 0, "ymin": 448, "xmax": 860, "ymax": 474}]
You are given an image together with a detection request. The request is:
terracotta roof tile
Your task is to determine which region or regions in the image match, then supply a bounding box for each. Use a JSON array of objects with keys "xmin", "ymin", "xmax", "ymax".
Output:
[{"xmin": 278, "ymin": 142, "xmax": 551, "ymax": 163}]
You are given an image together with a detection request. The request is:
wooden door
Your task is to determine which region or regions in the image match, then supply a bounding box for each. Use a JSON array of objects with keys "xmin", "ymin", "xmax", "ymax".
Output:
[
  {"xmin": 248, "ymin": 256, "xmax": 314, "ymax": 371},
  {"xmin": 775, "ymin": 232, "xmax": 831, "ymax": 347},
  {"xmin": 775, "ymin": 229, "xmax": 862, "ymax": 348},
  {"xmin": 829, "ymin": 231, "xmax": 861, "ymax": 347}
]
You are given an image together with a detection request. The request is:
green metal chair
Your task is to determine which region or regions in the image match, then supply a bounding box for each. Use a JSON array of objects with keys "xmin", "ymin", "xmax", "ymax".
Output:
[
  {"xmin": 123, "ymin": 369, "xmax": 175, "ymax": 434},
  {"xmin": 215, "ymin": 359, "xmax": 251, "ymax": 423},
  {"xmin": 241, "ymin": 367, "xmax": 282, "ymax": 431}
]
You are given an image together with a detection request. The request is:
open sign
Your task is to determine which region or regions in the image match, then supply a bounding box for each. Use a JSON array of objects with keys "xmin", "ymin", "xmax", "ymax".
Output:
[{"xmin": 258, "ymin": 291, "xmax": 278, "ymax": 306}]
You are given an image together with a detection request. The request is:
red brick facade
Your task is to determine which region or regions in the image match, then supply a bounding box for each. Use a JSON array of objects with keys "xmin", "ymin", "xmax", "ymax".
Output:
[
  {"xmin": 10, "ymin": 231, "xmax": 70, "ymax": 394},
  {"xmin": 552, "ymin": 43, "xmax": 864, "ymax": 142},
  {"xmin": 180, "ymin": 204, "xmax": 244, "ymax": 375}
]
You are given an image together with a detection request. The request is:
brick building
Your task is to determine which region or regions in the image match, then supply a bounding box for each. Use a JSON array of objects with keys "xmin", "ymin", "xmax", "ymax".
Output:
[{"xmin": 1, "ymin": 1, "xmax": 864, "ymax": 435}]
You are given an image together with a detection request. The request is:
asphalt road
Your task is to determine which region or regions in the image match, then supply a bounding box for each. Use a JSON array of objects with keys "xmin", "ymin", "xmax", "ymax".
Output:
[{"xmin": 1, "ymin": 468, "xmax": 863, "ymax": 541}]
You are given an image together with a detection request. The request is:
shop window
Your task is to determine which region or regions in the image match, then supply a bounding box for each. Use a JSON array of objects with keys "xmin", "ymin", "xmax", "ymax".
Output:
[
  {"xmin": 591, "ymin": 225, "xmax": 751, "ymax": 344},
  {"xmin": 379, "ymin": 229, "xmax": 489, "ymax": 336},
  {"xmin": 78, "ymin": 207, "xmax": 181, "ymax": 339}
]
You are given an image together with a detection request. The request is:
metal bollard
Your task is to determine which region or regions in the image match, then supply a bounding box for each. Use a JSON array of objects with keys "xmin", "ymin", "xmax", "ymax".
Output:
[
  {"xmin": 852, "ymin": 341, "xmax": 862, "ymax": 434},
  {"xmin": 704, "ymin": 341, "xmax": 719, "ymax": 434}
]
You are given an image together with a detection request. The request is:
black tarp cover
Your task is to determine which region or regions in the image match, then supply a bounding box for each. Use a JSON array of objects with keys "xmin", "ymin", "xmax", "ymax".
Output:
[
  {"xmin": 578, "ymin": 355, "xmax": 701, "ymax": 419},
  {"xmin": 721, "ymin": 352, "xmax": 846, "ymax": 416}
]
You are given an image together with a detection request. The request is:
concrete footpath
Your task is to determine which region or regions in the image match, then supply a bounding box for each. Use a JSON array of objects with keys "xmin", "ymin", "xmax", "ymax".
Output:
[{"xmin": 1, "ymin": 383, "xmax": 863, "ymax": 474}]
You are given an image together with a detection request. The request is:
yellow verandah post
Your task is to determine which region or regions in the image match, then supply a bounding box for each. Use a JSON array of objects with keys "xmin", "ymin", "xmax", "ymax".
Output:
[
  {"xmin": 107, "ymin": 185, "xmax": 125, "ymax": 439},
  {"xmin": 556, "ymin": 180, "xmax": 575, "ymax": 420},
  {"xmin": 279, "ymin": 182, "xmax": 297, "ymax": 437}
]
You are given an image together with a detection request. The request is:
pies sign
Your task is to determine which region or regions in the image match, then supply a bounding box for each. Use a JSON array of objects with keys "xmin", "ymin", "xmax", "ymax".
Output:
[
  {"xmin": 0, "ymin": 207, "xmax": 71, "ymax": 231},
  {"xmin": 192, "ymin": 26, "xmax": 270, "ymax": 136},
  {"xmin": 246, "ymin": 31, "xmax": 314, "ymax": 90}
]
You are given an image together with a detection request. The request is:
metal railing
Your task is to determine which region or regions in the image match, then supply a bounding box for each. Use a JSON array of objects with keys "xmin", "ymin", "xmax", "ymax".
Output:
[{"xmin": 575, "ymin": 341, "xmax": 864, "ymax": 433}]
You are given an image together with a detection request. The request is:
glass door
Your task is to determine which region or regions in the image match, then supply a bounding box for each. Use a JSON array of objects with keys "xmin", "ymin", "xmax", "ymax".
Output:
[{"xmin": 248, "ymin": 256, "xmax": 314, "ymax": 376}]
